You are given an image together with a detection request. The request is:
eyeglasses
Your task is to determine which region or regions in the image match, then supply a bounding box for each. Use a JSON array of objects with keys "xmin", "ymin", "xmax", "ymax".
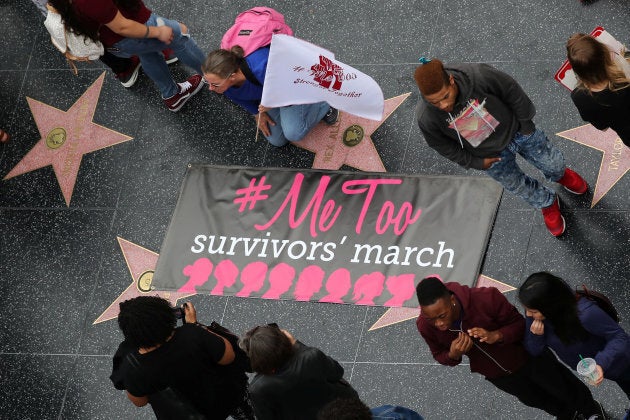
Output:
[{"xmin": 208, "ymin": 73, "xmax": 234, "ymax": 88}]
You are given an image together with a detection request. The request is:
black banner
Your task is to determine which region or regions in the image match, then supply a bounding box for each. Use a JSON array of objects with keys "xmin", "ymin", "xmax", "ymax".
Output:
[{"xmin": 152, "ymin": 165, "xmax": 502, "ymax": 308}]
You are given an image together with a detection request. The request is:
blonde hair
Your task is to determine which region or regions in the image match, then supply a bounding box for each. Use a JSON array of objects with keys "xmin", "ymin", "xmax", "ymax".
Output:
[
  {"xmin": 202, "ymin": 46, "xmax": 245, "ymax": 77},
  {"xmin": 567, "ymin": 33, "xmax": 630, "ymax": 92}
]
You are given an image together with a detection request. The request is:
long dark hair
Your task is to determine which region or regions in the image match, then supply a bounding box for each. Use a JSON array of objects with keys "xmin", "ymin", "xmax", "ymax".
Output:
[
  {"xmin": 48, "ymin": 0, "xmax": 143, "ymax": 43},
  {"xmin": 518, "ymin": 272, "xmax": 589, "ymax": 344}
]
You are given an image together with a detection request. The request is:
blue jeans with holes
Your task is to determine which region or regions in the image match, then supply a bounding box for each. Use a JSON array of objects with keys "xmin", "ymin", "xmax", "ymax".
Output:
[
  {"xmin": 265, "ymin": 102, "xmax": 330, "ymax": 147},
  {"xmin": 485, "ymin": 129, "xmax": 565, "ymax": 209},
  {"xmin": 108, "ymin": 14, "xmax": 205, "ymax": 98}
]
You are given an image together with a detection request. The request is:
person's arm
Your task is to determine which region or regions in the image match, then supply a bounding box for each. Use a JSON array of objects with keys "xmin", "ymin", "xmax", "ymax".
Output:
[
  {"xmin": 418, "ymin": 117, "xmax": 485, "ymax": 170},
  {"xmin": 477, "ymin": 64, "xmax": 536, "ymax": 134},
  {"xmin": 126, "ymin": 391, "xmax": 149, "ymax": 407},
  {"xmin": 104, "ymin": 11, "xmax": 173, "ymax": 43},
  {"xmin": 570, "ymin": 90, "xmax": 609, "ymax": 131},
  {"xmin": 582, "ymin": 303, "xmax": 630, "ymax": 374},
  {"xmin": 183, "ymin": 303, "xmax": 235, "ymax": 365}
]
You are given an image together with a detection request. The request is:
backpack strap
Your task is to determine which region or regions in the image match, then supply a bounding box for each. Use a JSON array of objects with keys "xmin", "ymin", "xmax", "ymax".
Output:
[{"xmin": 238, "ymin": 58, "xmax": 262, "ymax": 86}]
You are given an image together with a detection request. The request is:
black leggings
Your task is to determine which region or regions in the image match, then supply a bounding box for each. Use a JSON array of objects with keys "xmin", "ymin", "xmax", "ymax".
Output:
[{"xmin": 489, "ymin": 349, "xmax": 600, "ymax": 420}]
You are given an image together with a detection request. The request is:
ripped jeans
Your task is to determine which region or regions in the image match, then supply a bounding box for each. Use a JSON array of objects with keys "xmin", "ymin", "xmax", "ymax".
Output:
[
  {"xmin": 485, "ymin": 129, "xmax": 565, "ymax": 209},
  {"xmin": 108, "ymin": 14, "xmax": 206, "ymax": 98}
]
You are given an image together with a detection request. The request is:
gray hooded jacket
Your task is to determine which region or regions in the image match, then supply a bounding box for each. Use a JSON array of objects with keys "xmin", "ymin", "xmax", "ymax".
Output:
[{"xmin": 416, "ymin": 63, "xmax": 536, "ymax": 170}]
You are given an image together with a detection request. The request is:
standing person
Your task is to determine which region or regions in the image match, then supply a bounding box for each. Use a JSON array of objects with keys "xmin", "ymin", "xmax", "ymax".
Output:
[
  {"xmin": 415, "ymin": 276, "xmax": 606, "ymax": 419},
  {"xmin": 519, "ymin": 272, "xmax": 630, "ymax": 418},
  {"xmin": 202, "ymin": 46, "xmax": 338, "ymax": 147},
  {"xmin": 109, "ymin": 296, "xmax": 254, "ymax": 420},
  {"xmin": 318, "ymin": 398, "xmax": 424, "ymax": 420},
  {"xmin": 414, "ymin": 58, "xmax": 588, "ymax": 237},
  {"xmin": 567, "ymin": 33, "xmax": 630, "ymax": 148},
  {"xmin": 239, "ymin": 323, "xmax": 359, "ymax": 419},
  {"xmin": 49, "ymin": 0, "xmax": 205, "ymax": 111}
]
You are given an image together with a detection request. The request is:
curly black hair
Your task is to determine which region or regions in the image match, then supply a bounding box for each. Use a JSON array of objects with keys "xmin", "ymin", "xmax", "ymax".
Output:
[{"xmin": 117, "ymin": 296, "xmax": 176, "ymax": 348}]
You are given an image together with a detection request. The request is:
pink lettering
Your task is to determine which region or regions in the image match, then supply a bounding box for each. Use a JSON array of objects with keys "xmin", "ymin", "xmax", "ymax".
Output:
[{"xmin": 255, "ymin": 173, "xmax": 341, "ymax": 237}]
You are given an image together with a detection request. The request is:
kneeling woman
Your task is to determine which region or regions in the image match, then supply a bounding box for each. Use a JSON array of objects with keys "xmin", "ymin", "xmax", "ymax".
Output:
[
  {"xmin": 202, "ymin": 46, "xmax": 338, "ymax": 147},
  {"xmin": 519, "ymin": 272, "xmax": 630, "ymax": 412}
]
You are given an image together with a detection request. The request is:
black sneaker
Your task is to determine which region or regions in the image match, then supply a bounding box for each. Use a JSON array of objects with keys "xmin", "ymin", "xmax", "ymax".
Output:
[
  {"xmin": 115, "ymin": 56, "xmax": 141, "ymax": 88},
  {"xmin": 322, "ymin": 106, "xmax": 339, "ymax": 125}
]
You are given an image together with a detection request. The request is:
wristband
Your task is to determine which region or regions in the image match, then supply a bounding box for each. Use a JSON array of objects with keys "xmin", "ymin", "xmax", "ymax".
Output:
[{"xmin": 143, "ymin": 26, "xmax": 150, "ymax": 38}]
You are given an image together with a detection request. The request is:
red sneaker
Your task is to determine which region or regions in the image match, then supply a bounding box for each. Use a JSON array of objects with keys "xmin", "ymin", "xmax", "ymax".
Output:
[
  {"xmin": 558, "ymin": 168, "xmax": 588, "ymax": 195},
  {"xmin": 542, "ymin": 197, "xmax": 566, "ymax": 237},
  {"xmin": 115, "ymin": 56, "xmax": 142, "ymax": 88},
  {"xmin": 162, "ymin": 49, "xmax": 178, "ymax": 65},
  {"xmin": 163, "ymin": 74, "xmax": 204, "ymax": 112}
]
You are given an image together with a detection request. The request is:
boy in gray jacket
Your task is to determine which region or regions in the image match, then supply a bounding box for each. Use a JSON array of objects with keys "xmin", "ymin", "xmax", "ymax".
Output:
[{"xmin": 414, "ymin": 59, "xmax": 587, "ymax": 237}]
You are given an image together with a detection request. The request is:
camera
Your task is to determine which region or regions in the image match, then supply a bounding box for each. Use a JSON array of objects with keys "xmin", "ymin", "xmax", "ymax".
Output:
[{"xmin": 173, "ymin": 303, "xmax": 188, "ymax": 323}]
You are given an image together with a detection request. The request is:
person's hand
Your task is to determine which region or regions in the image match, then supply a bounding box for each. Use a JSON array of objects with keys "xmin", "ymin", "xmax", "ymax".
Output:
[
  {"xmin": 530, "ymin": 319, "xmax": 544, "ymax": 335},
  {"xmin": 155, "ymin": 25, "xmax": 174, "ymax": 44},
  {"xmin": 468, "ymin": 327, "xmax": 503, "ymax": 344},
  {"xmin": 448, "ymin": 332, "xmax": 473, "ymax": 360},
  {"xmin": 594, "ymin": 364, "xmax": 604, "ymax": 386},
  {"xmin": 183, "ymin": 301, "xmax": 197, "ymax": 324},
  {"xmin": 258, "ymin": 105, "xmax": 271, "ymax": 113},
  {"xmin": 255, "ymin": 111, "xmax": 276, "ymax": 137},
  {"xmin": 482, "ymin": 157, "xmax": 501, "ymax": 169}
]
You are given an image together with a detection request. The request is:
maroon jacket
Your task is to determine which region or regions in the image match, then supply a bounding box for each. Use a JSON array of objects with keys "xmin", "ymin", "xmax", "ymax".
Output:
[{"xmin": 416, "ymin": 282, "xmax": 528, "ymax": 379}]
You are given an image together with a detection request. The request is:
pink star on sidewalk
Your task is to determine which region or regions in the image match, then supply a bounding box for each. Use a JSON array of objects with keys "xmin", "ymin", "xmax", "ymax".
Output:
[
  {"xmin": 93, "ymin": 237, "xmax": 195, "ymax": 324},
  {"xmin": 557, "ymin": 124, "xmax": 630, "ymax": 207},
  {"xmin": 4, "ymin": 72, "xmax": 132, "ymax": 206},
  {"xmin": 295, "ymin": 93, "xmax": 411, "ymax": 172},
  {"xmin": 368, "ymin": 275, "xmax": 515, "ymax": 331}
]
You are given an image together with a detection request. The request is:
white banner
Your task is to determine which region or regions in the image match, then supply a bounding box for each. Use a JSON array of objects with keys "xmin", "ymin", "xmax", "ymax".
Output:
[{"xmin": 261, "ymin": 34, "xmax": 384, "ymax": 121}]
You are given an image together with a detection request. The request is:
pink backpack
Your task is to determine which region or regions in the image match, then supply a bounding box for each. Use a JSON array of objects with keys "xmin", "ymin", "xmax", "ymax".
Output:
[{"xmin": 220, "ymin": 7, "xmax": 293, "ymax": 56}]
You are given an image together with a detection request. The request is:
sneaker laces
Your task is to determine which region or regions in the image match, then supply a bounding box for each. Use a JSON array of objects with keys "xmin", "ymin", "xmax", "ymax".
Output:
[{"xmin": 179, "ymin": 81, "xmax": 192, "ymax": 92}]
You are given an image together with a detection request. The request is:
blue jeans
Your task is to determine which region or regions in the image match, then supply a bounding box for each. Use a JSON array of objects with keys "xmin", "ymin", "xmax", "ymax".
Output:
[
  {"xmin": 265, "ymin": 102, "xmax": 330, "ymax": 146},
  {"xmin": 485, "ymin": 129, "xmax": 565, "ymax": 209},
  {"xmin": 108, "ymin": 14, "xmax": 206, "ymax": 98},
  {"xmin": 371, "ymin": 405, "xmax": 424, "ymax": 420}
]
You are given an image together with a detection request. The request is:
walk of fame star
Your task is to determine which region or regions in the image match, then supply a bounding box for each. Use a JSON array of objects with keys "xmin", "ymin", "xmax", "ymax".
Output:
[
  {"xmin": 368, "ymin": 275, "xmax": 515, "ymax": 330},
  {"xmin": 94, "ymin": 237, "xmax": 195, "ymax": 324},
  {"xmin": 3, "ymin": 72, "xmax": 132, "ymax": 206},
  {"xmin": 296, "ymin": 93, "xmax": 411, "ymax": 171},
  {"xmin": 557, "ymin": 124, "xmax": 630, "ymax": 207}
]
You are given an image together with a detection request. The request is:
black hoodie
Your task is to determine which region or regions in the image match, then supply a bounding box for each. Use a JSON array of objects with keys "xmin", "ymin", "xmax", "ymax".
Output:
[{"xmin": 416, "ymin": 63, "xmax": 536, "ymax": 170}]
